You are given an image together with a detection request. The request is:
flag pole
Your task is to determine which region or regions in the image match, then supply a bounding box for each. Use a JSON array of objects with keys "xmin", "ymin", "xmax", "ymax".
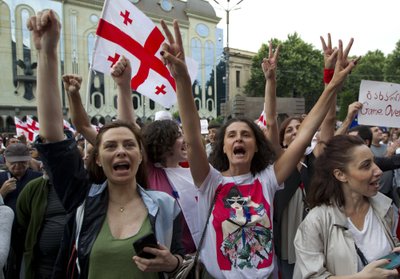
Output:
[{"xmin": 83, "ymin": 0, "xmax": 110, "ymax": 155}]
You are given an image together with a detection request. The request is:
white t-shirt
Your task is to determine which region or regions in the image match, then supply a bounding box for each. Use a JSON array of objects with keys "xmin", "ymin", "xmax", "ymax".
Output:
[
  {"xmin": 198, "ymin": 164, "xmax": 281, "ymax": 279},
  {"xmin": 347, "ymin": 206, "xmax": 392, "ymax": 271}
]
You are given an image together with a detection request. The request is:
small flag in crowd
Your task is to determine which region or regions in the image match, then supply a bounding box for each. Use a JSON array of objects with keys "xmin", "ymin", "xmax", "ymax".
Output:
[
  {"xmin": 14, "ymin": 117, "xmax": 76, "ymax": 142},
  {"xmin": 257, "ymin": 110, "xmax": 267, "ymax": 128},
  {"xmin": 91, "ymin": 0, "xmax": 197, "ymax": 109},
  {"xmin": 14, "ymin": 116, "xmax": 38, "ymax": 142},
  {"xmin": 26, "ymin": 116, "xmax": 40, "ymax": 133}
]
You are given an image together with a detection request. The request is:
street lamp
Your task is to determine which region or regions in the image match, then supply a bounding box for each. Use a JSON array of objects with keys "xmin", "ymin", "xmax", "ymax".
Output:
[{"xmin": 212, "ymin": 0, "xmax": 244, "ymax": 104}]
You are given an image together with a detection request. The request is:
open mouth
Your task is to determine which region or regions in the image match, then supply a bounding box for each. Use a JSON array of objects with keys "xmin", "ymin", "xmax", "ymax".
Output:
[
  {"xmin": 369, "ymin": 179, "xmax": 380, "ymax": 188},
  {"xmin": 112, "ymin": 162, "xmax": 130, "ymax": 171},
  {"xmin": 233, "ymin": 146, "xmax": 246, "ymax": 156}
]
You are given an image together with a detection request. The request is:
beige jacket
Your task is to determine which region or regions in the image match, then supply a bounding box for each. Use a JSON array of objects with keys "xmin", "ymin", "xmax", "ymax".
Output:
[{"xmin": 293, "ymin": 193, "xmax": 398, "ymax": 279}]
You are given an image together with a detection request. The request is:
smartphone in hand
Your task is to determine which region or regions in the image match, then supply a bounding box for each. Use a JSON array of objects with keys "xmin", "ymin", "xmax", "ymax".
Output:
[
  {"xmin": 379, "ymin": 252, "xmax": 400, "ymax": 269},
  {"xmin": 133, "ymin": 233, "xmax": 158, "ymax": 259}
]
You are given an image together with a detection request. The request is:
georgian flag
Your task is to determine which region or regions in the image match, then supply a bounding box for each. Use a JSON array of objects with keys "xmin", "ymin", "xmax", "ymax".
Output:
[
  {"xmin": 92, "ymin": 0, "xmax": 198, "ymax": 108},
  {"xmin": 26, "ymin": 116, "xmax": 40, "ymax": 133},
  {"xmin": 257, "ymin": 110, "xmax": 267, "ymax": 128},
  {"xmin": 14, "ymin": 116, "xmax": 38, "ymax": 142}
]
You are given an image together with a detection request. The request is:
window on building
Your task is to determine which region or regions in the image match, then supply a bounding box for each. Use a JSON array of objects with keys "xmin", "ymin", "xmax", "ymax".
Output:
[
  {"xmin": 195, "ymin": 98, "xmax": 200, "ymax": 110},
  {"xmin": 133, "ymin": 95, "xmax": 139, "ymax": 109},
  {"xmin": 93, "ymin": 93, "xmax": 102, "ymax": 109},
  {"xmin": 205, "ymin": 40, "xmax": 215, "ymax": 90},
  {"xmin": 236, "ymin": 70, "xmax": 240, "ymax": 88},
  {"xmin": 113, "ymin": 95, "xmax": 118, "ymax": 109},
  {"xmin": 207, "ymin": 99, "xmax": 213, "ymax": 112},
  {"xmin": 87, "ymin": 33, "xmax": 95, "ymax": 67},
  {"xmin": 21, "ymin": 9, "xmax": 31, "ymax": 49},
  {"xmin": 91, "ymin": 117, "xmax": 98, "ymax": 126},
  {"xmin": 149, "ymin": 100, "xmax": 155, "ymax": 110},
  {"xmin": 191, "ymin": 38, "xmax": 202, "ymax": 93}
]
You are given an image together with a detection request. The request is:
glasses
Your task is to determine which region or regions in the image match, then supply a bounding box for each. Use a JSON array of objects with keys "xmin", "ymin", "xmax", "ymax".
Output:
[{"xmin": 226, "ymin": 198, "xmax": 247, "ymax": 206}]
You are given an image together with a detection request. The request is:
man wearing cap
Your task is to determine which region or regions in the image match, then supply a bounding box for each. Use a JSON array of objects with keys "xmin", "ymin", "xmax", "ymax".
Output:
[
  {"xmin": 0, "ymin": 143, "xmax": 41, "ymax": 279},
  {"xmin": 0, "ymin": 143, "xmax": 42, "ymax": 212}
]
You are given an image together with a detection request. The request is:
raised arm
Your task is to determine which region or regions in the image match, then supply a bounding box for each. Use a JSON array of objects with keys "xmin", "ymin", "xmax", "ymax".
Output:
[
  {"xmin": 262, "ymin": 42, "xmax": 283, "ymax": 157},
  {"xmin": 28, "ymin": 10, "xmax": 63, "ymax": 142},
  {"xmin": 113, "ymin": 56, "xmax": 140, "ymax": 129},
  {"xmin": 274, "ymin": 39, "xmax": 359, "ymax": 185},
  {"xmin": 160, "ymin": 20, "xmax": 209, "ymax": 187},
  {"xmin": 335, "ymin": 101, "xmax": 362, "ymax": 136},
  {"xmin": 313, "ymin": 33, "xmax": 338, "ymax": 157},
  {"xmin": 63, "ymin": 74, "xmax": 98, "ymax": 145}
]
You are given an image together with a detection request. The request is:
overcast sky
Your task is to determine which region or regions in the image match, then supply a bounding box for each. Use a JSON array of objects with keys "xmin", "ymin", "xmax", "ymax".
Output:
[{"xmin": 209, "ymin": 0, "xmax": 400, "ymax": 56}]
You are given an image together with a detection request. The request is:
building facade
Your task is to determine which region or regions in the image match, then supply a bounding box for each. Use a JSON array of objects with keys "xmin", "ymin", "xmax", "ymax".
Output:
[{"xmin": 0, "ymin": 0, "xmax": 222, "ymax": 132}]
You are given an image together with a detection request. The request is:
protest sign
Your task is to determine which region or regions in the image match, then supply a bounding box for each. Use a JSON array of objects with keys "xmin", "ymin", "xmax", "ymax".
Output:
[{"xmin": 358, "ymin": 80, "xmax": 400, "ymax": 128}]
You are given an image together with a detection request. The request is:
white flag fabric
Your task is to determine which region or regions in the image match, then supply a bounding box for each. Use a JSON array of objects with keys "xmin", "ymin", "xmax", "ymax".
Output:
[
  {"xmin": 164, "ymin": 167, "xmax": 200, "ymax": 247},
  {"xmin": 92, "ymin": 0, "xmax": 197, "ymax": 108}
]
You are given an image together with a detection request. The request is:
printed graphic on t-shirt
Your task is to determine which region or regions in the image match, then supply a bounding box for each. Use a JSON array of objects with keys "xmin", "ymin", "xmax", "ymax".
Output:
[{"xmin": 212, "ymin": 179, "xmax": 273, "ymax": 270}]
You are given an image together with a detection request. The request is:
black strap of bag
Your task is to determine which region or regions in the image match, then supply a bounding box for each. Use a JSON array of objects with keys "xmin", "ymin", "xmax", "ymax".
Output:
[
  {"xmin": 354, "ymin": 243, "xmax": 369, "ymax": 267},
  {"xmin": 170, "ymin": 188, "xmax": 221, "ymax": 279},
  {"xmin": 193, "ymin": 188, "xmax": 221, "ymax": 264}
]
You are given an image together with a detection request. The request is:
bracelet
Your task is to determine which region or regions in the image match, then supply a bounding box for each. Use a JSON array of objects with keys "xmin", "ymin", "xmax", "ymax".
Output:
[
  {"xmin": 323, "ymin": 68, "xmax": 334, "ymax": 84},
  {"xmin": 168, "ymin": 255, "xmax": 181, "ymax": 274}
]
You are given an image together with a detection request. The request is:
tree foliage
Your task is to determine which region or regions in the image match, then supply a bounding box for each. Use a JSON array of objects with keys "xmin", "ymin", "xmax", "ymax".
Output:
[
  {"xmin": 384, "ymin": 40, "xmax": 400, "ymax": 84},
  {"xmin": 245, "ymin": 33, "xmax": 324, "ymax": 112},
  {"xmin": 244, "ymin": 36, "xmax": 400, "ymax": 118}
]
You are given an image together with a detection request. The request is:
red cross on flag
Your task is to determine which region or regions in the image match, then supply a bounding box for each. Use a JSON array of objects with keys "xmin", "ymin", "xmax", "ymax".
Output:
[
  {"xmin": 92, "ymin": 0, "xmax": 198, "ymax": 109},
  {"xmin": 14, "ymin": 116, "xmax": 38, "ymax": 142},
  {"xmin": 26, "ymin": 116, "xmax": 40, "ymax": 133}
]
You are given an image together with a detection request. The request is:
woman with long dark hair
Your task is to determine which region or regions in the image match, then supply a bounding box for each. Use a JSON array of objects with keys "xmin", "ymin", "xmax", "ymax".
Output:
[{"xmin": 294, "ymin": 135, "xmax": 399, "ymax": 278}]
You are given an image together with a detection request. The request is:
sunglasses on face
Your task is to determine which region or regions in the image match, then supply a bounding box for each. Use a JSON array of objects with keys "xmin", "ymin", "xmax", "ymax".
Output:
[{"xmin": 226, "ymin": 197, "xmax": 247, "ymax": 206}]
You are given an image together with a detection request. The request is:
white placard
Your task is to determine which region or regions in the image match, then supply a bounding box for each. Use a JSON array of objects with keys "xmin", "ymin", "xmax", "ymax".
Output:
[
  {"xmin": 200, "ymin": 119, "xmax": 209, "ymax": 134},
  {"xmin": 358, "ymin": 80, "xmax": 400, "ymax": 128}
]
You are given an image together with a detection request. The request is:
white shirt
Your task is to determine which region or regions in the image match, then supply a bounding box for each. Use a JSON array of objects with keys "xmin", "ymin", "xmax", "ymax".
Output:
[{"xmin": 198, "ymin": 164, "xmax": 281, "ymax": 279}]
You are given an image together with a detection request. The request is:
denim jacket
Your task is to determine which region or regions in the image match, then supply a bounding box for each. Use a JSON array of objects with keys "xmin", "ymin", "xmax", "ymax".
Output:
[{"xmin": 36, "ymin": 139, "xmax": 184, "ymax": 279}]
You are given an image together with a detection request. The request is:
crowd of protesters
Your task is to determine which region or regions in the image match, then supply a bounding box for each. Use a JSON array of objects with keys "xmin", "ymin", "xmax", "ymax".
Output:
[{"xmin": 2, "ymin": 9, "xmax": 400, "ymax": 279}]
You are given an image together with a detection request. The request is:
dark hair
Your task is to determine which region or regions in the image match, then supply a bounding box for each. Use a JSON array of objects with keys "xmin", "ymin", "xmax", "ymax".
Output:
[
  {"xmin": 223, "ymin": 185, "xmax": 242, "ymax": 208},
  {"xmin": 348, "ymin": 125, "xmax": 372, "ymax": 147},
  {"xmin": 209, "ymin": 117, "xmax": 275, "ymax": 175},
  {"xmin": 142, "ymin": 120, "xmax": 180, "ymax": 166},
  {"xmin": 208, "ymin": 123, "xmax": 221, "ymax": 130},
  {"xmin": 279, "ymin": 116, "xmax": 303, "ymax": 147},
  {"xmin": 307, "ymin": 135, "xmax": 365, "ymax": 208},
  {"xmin": 87, "ymin": 120, "xmax": 147, "ymax": 187}
]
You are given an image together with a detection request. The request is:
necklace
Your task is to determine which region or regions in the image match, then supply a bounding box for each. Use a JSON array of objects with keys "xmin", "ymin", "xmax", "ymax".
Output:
[{"xmin": 109, "ymin": 200, "xmax": 129, "ymax": 213}]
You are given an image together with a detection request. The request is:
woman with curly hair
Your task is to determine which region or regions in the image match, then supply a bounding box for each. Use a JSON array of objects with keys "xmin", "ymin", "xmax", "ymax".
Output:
[
  {"xmin": 160, "ymin": 18, "xmax": 358, "ymax": 278},
  {"xmin": 142, "ymin": 119, "xmax": 199, "ymax": 253}
]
